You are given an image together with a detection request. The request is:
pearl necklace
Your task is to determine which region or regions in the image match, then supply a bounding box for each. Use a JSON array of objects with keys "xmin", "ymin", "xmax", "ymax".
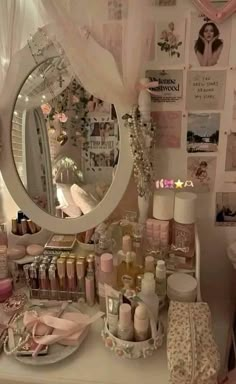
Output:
[
  {"xmin": 3, "ymin": 310, "xmax": 37, "ymax": 356},
  {"xmin": 123, "ymin": 105, "xmax": 155, "ymax": 198}
]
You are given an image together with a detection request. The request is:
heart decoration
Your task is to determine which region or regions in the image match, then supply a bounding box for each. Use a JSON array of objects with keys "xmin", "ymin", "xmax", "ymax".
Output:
[{"xmin": 193, "ymin": 0, "xmax": 236, "ymax": 23}]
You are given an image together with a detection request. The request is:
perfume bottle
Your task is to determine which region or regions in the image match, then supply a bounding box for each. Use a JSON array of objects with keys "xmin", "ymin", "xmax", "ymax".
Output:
[
  {"xmin": 95, "ymin": 233, "xmax": 114, "ymax": 297},
  {"xmin": 156, "ymin": 260, "xmax": 167, "ymax": 298},
  {"xmin": 98, "ymin": 253, "xmax": 116, "ymax": 311},
  {"xmin": 119, "ymin": 211, "xmax": 137, "ymax": 236},
  {"xmin": 138, "ymin": 273, "xmax": 159, "ymax": 324},
  {"xmin": 171, "ymin": 192, "xmax": 197, "ymax": 259},
  {"xmin": 117, "ymin": 250, "xmax": 137, "ymax": 290},
  {"xmin": 132, "ymin": 223, "xmax": 144, "ymax": 267}
]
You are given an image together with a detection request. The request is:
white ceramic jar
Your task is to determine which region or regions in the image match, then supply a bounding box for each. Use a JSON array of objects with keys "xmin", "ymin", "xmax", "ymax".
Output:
[{"xmin": 167, "ymin": 272, "xmax": 197, "ymax": 302}]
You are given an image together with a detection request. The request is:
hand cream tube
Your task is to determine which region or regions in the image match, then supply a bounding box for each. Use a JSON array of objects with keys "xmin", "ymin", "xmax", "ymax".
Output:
[{"xmin": 104, "ymin": 284, "xmax": 122, "ymax": 337}]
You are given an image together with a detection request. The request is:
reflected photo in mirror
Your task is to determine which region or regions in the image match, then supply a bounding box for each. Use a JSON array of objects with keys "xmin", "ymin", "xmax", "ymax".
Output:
[{"xmin": 11, "ymin": 58, "xmax": 120, "ymax": 220}]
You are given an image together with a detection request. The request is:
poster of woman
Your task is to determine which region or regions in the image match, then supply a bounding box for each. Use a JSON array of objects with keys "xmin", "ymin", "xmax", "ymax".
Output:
[{"xmin": 189, "ymin": 12, "xmax": 231, "ymax": 67}]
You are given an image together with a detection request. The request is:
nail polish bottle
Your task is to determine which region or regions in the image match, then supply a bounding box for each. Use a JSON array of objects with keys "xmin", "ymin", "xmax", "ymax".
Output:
[
  {"xmin": 172, "ymin": 192, "xmax": 197, "ymax": 259},
  {"xmin": 117, "ymin": 303, "xmax": 134, "ymax": 341}
]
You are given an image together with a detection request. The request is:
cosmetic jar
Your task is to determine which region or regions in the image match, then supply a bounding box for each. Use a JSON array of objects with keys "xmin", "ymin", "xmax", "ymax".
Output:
[
  {"xmin": 167, "ymin": 272, "xmax": 197, "ymax": 302},
  {"xmin": 0, "ymin": 278, "xmax": 13, "ymax": 302}
]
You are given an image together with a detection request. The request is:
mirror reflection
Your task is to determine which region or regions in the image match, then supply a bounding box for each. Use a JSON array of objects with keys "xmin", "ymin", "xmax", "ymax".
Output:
[{"xmin": 12, "ymin": 58, "xmax": 119, "ymax": 218}]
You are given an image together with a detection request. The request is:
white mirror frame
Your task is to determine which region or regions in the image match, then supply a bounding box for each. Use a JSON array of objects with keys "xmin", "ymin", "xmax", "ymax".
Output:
[{"xmin": 0, "ymin": 41, "xmax": 133, "ymax": 234}]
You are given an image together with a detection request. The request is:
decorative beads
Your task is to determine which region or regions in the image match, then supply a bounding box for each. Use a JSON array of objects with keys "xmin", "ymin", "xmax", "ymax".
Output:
[{"xmin": 123, "ymin": 106, "xmax": 155, "ymax": 198}]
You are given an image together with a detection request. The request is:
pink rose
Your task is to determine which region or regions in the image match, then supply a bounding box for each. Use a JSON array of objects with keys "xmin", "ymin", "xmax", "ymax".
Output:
[
  {"xmin": 72, "ymin": 95, "xmax": 80, "ymax": 104},
  {"xmin": 41, "ymin": 103, "xmax": 52, "ymax": 115},
  {"xmin": 54, "ymin": 113, "xmax": 68, "ymax": 123}
]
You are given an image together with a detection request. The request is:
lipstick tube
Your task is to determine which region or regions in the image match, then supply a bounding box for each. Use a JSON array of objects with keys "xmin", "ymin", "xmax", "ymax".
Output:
[
  {"xmin": 57, "ymin": 258, "xmax": 67, "ymax": 299},
  {"xmin": 76, "ymin": 258, "xmax": 86, "ymax": 302},
  {"xmin": 11, "ymin": 219, "xmax": 18, "ymax": 235},
  {"xmin": 27, "ymin": 220, "xmax": 37, "ymax": 234},
  {"xmin": 66, "ymin": 259, "xmax": 76, "ymax": 299},
  {"xmin": 49, "ymin": 264, "xmax": 58, "ymax": 299},
  {"xmin": 39, "ymin": 264, "xmax": 49, "ymax": 299},
  {"xmin": 21, "ymin": 219, "xmax": 28, "ymax": 235}
]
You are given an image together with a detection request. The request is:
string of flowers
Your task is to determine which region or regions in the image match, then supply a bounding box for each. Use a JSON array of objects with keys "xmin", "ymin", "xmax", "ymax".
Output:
[{"xmin": 123, "ymin": 106, "xmax": 155, "ymax": 198}]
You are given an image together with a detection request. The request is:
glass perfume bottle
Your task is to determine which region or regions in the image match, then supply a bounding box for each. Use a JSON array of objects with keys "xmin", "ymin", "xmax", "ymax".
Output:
[
  {"xmin": 132, "ymin": 223, "xmax": 144, "ymax": 268},
  {"xmin": 117, "ymin": 250, "xmax": 137, "ymax": 290}
]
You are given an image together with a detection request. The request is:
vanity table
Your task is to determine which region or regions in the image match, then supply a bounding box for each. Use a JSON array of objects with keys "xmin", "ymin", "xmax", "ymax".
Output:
[{"xmin": 0, "ymin": 314, "xmax": 169, "ymax": 384}]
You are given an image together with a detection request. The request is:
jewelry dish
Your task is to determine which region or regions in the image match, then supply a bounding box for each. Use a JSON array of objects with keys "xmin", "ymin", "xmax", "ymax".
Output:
[{"xmin": 5, "ymin": 304, "xmax": 89, "ymax": 366}]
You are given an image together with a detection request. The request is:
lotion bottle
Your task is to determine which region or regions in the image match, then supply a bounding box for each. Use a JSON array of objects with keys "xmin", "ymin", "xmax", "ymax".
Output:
[
  {"xmin": 138, "ymin": 272, "xmax": 159, "ymax": 324},
  {"xmin": 134, "ymin": 304, "xmax": 149, "ymax": 341},
  {"xmin": 117, "ymin": 303, "xmax": 134, "ymax": 341}
]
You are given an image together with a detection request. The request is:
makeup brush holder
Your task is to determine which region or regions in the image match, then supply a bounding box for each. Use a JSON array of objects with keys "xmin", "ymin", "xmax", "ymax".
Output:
[
  {"xmin": 101, "ymin": 319, "xmax": 164, "ymax": 359},
  {"xmin": 8, "ymin": 228, "xmax": 51, "ymax": 247}
]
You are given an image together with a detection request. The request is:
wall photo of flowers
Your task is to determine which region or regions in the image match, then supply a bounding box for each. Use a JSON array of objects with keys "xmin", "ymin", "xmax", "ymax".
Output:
[{"xmin": 156, "ymin": 18, "xmax": 186, "ymax": 65}]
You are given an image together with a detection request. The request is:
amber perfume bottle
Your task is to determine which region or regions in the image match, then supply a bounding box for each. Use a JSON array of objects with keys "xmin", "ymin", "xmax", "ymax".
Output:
[{"xmin": 117, "ymin": 251, "xmax": 138, "ymax": 290}]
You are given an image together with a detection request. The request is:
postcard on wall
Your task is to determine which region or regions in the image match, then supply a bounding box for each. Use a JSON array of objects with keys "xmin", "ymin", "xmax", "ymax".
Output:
[
  {"xmin": 156, "ymin": 18, "xmax": 186, "ymax": 65},
  {"xmin": 86, "ymin": 98, "xmax": 111, "ymax": 120},
  {"xmin": 187, "ymin": 156, "xmax": 217, "ymax": 192},
  {"xmin": 152, "ymin": 111, "xmax": 182, "ymax": 148},
  {"xmin": 225, "ymin": 133, "xmax": 236, "ymax": 171},
  {"xmin": 189, "ymin": 12, "xmax": 231, "ymax": 67},
  {"xmin": 186, "ymin": 70, "xmax": 226, "ymax": 110},
  {"xmin": 145, "ymin": 69, "xmax": 183, "ymax": 103},
  {"xmin": 187, "ymin": 113, "xmax": 220, "ymax": 153},
  {"xmin": 216, "ymin": 192, "xmax": 236, "ymax": 226}
]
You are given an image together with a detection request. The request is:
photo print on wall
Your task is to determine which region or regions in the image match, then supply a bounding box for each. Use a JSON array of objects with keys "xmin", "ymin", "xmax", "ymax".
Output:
[
  {"xmin": 225, "ymin": 133, "xmax": 236, "ymax": 172},
  {"xmin": 189, "ymin": 12, "xmax": 231, "ymax": 67},
  {"xmin": 216, "ymin": 192, "xmax": 236, "ymax": 226},
  {"xmin": 152, "ymin": 111, "xmax": 182, "ymax": 148},
  {"xmin": 156, "ymin": 18, "xmax": 186, "ymax": 65},
  {"xmin": 146, "ymin": 69, "xmax": 183, "ymax": 103},
  {"xmin": 186, "ymin": 70, "xmax": 226, "ymax": 110},
  {"xmin": 187, "ymin": 156, "xmax": 217, "ymax": 192},
  {"xmin": 187, "ymin": 113, "xmax": 220, "ymax": 153}
]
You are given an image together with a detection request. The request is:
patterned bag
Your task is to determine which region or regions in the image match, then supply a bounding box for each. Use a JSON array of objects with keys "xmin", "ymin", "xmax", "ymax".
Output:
[{"xmin": 167, "ymin": 301, "xmax": 220, "ymax": 384}]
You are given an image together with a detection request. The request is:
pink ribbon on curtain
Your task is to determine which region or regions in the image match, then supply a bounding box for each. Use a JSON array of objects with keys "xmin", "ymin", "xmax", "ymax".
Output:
[
  {"xmin": 136, "ymin": 81, "xmax": 159, "ymax": 96},
  {"xmin": 23, "ymin": 311, "xmax": 103, "ymax": 346}
]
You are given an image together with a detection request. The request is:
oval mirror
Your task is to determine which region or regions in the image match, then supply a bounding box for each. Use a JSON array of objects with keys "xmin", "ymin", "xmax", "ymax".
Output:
[{"xmin": 0, "ymin": 30, "xmax": 133, "ymax": 234}]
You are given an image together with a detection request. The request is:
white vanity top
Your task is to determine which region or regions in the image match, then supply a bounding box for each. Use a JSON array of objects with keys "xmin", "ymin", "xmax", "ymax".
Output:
[{"xmin": 0, "ymin": 313, "xmax": 169, "ymax": 384}]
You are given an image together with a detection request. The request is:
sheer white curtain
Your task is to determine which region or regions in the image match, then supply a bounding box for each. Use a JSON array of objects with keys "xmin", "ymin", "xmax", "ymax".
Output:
[
  {"xmin": 39, "ymin": 0, "xmax": 152, "ymax": 109},
  {"xmin": 0, "ymin": 0, "xmax": 44, "ymax": 95}
]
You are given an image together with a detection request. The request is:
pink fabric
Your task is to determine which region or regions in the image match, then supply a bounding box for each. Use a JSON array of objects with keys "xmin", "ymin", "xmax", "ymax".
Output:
[{"xmin": 23, "ymin": 310, "xmax": 103, "ymax": 346}]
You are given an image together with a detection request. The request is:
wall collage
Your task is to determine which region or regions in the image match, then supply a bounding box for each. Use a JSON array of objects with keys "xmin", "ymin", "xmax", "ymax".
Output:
[{"xmin": 105, "ymin": 0, "xmax": 236, "ymax": 226}]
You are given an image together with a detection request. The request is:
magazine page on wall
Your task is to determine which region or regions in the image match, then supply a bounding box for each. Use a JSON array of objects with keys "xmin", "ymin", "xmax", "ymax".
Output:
[{"xmin": 189, "ymin": 12, "xmax": 232, "ymax": 67}]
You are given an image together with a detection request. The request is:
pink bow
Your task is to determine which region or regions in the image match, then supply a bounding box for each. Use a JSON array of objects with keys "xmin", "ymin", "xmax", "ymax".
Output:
[
  {"xmin": 137, "ymin": 81, "xmax": 159, "ymax": 96},
  {"xmin": 23, "ymin": 311, "xmax": 103, "ymax": 346}
]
